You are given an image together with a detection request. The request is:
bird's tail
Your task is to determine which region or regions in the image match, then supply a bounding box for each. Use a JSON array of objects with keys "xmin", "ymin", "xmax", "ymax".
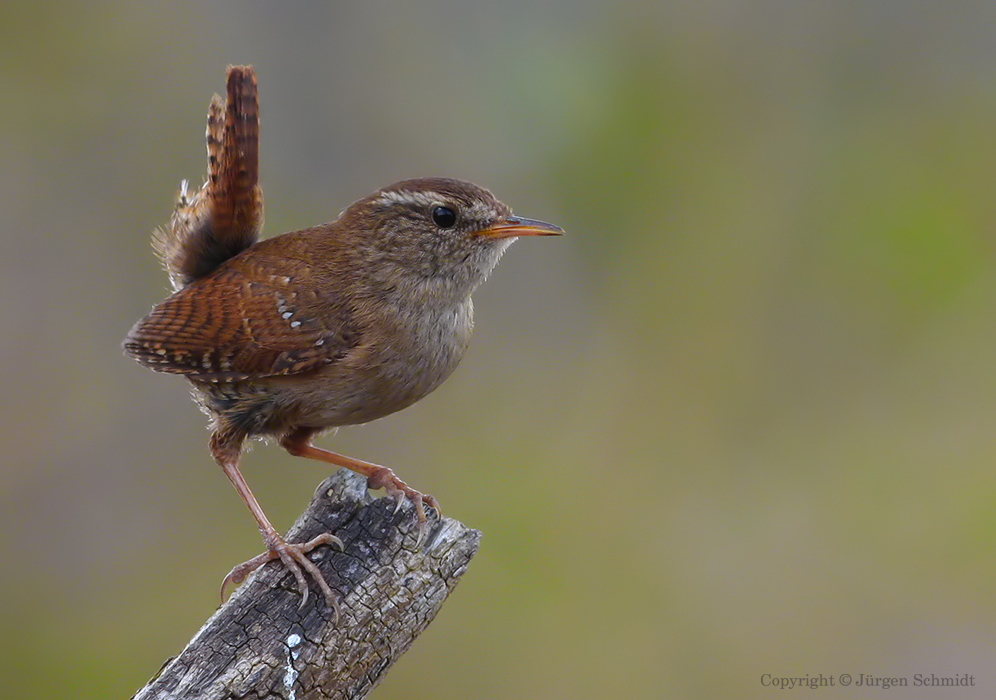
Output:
[{"xmin": 155, "ymin": 65, "xmax": 264, "ymax": 290}]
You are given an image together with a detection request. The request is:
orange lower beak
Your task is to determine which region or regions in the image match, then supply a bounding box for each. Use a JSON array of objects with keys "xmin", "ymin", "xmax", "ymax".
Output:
[{"xmin": 480, "ymin": 216, "xmax": 564, "ymax": 239}]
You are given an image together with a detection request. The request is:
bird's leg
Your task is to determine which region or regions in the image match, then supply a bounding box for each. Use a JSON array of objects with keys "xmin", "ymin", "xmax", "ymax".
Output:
[
  {"xmin": 210, "ymin": 431, "xmax": 342, "ymax": 614},
  {"xmin": 281, "ymin": 428, "xmax": 440, "ymax": 543}
]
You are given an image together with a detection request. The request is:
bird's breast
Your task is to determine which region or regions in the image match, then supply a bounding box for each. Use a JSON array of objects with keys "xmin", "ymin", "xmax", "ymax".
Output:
[
  {"xmin": 375, "ymin": 296, "xmax": 474, "ymax": 401},
  {"xmin": 264, "ymin": 295, "xmax": 475, "ymax": 429}
]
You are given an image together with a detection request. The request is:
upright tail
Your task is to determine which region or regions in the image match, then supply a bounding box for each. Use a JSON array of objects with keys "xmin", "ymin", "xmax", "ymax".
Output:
[{"xmin": 155, "ymin": 65, "xmax": 264, "ymax": 290}]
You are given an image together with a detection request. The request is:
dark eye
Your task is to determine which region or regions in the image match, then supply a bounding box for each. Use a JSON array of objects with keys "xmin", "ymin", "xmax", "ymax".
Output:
[{"xmin": 431, "ymin": 205, "xmax": 457, "ymax": 229}]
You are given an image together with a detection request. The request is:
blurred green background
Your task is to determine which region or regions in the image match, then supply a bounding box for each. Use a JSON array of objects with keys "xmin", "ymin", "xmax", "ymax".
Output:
[{"xmin": 3, "ymin": 1, "xmax": 996, "ymax": 698}]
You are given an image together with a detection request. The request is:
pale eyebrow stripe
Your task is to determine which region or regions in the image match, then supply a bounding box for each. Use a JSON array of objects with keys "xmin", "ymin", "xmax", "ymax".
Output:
[{"xmin": 373, "ymin": 189, "xmax": 442, "ymax": 208}]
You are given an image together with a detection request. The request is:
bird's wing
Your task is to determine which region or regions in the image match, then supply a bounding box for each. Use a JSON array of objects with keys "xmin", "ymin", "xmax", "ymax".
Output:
[{"xmin": 123, "ymin": 262, "xmax": 359, "ymax": 381}]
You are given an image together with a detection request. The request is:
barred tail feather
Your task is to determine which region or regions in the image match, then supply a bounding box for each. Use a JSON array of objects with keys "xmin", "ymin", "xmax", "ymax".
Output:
[{"xmin": 154, "ymin": 66, "xmax": 263, "ymax": 290}]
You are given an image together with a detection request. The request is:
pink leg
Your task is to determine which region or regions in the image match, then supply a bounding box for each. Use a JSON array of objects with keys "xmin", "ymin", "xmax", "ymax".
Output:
[
  {"xmin": 216, "ymin": 453, "xmax": 342, "ymax": 614},
  {"xmin": 281, "ymin": 428, "xmax": 440, "ymax": 542}
]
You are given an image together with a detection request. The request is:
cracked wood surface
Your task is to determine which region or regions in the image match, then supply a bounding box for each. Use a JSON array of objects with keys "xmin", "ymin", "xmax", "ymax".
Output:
[{"xmin": 132, "ymin": 469, "xmax": 481, "ymax": 700}]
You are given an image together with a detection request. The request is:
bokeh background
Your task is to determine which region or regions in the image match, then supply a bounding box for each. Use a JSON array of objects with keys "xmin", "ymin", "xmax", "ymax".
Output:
[{"xmin": 3, "ymin": 1, "xmax": 996, "ymax": 698}]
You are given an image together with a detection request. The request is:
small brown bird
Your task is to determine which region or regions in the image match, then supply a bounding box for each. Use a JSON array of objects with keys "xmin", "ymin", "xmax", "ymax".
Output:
[{"xmin": 124, "ymin": 66, "xmax": 562, "ymax": 611}]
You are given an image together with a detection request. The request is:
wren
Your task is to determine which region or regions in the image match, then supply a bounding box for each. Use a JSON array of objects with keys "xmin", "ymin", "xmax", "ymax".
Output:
[{"xmin": 124, "ymin": 66, "xmax": 562, "ymax": 612}]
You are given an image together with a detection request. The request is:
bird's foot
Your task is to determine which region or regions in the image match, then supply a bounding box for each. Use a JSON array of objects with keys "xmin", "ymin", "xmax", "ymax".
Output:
[
  {"xmin": 366, "ymin": 466, "xmax": 440, "ymax": 545},
  {"xmin": 221, "ymin": 531, "xmax": 343, "ymax": 616},
  {"xmin": 276, "ymin": 434, "xmax": 440, "ymax": 545}
]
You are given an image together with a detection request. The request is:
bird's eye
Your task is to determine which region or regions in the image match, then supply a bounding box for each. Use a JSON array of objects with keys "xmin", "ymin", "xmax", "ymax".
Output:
[{"xmin": 431, "ymin": 205, "xmax": 457, "ymax": 229}]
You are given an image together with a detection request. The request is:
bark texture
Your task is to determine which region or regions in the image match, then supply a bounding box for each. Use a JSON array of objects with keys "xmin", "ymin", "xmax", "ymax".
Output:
[{"xmin": 132, "ymin": 469, "xmax": 481, "ymax": 700}]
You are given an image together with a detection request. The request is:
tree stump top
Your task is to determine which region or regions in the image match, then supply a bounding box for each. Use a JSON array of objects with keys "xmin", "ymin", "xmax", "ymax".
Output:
[{"xmin": 133, "ymin": 469, "xmax": 481, "ymax": 700}]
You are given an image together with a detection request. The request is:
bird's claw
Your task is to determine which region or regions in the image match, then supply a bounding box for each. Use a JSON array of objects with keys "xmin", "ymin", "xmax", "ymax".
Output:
[
  {"xmin": 221, "ymin": 531, "xmax": 343, "ymax": 620},
  {"xmin": 370, "ymin": 467, "xmax": 440, "ymax": 547}
]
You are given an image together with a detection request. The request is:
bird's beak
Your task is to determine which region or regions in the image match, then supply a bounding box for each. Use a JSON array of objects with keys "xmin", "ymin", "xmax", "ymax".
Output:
[{"xmin": 479, "ymin": 216, "xmax": 564, "ymax": 239}]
